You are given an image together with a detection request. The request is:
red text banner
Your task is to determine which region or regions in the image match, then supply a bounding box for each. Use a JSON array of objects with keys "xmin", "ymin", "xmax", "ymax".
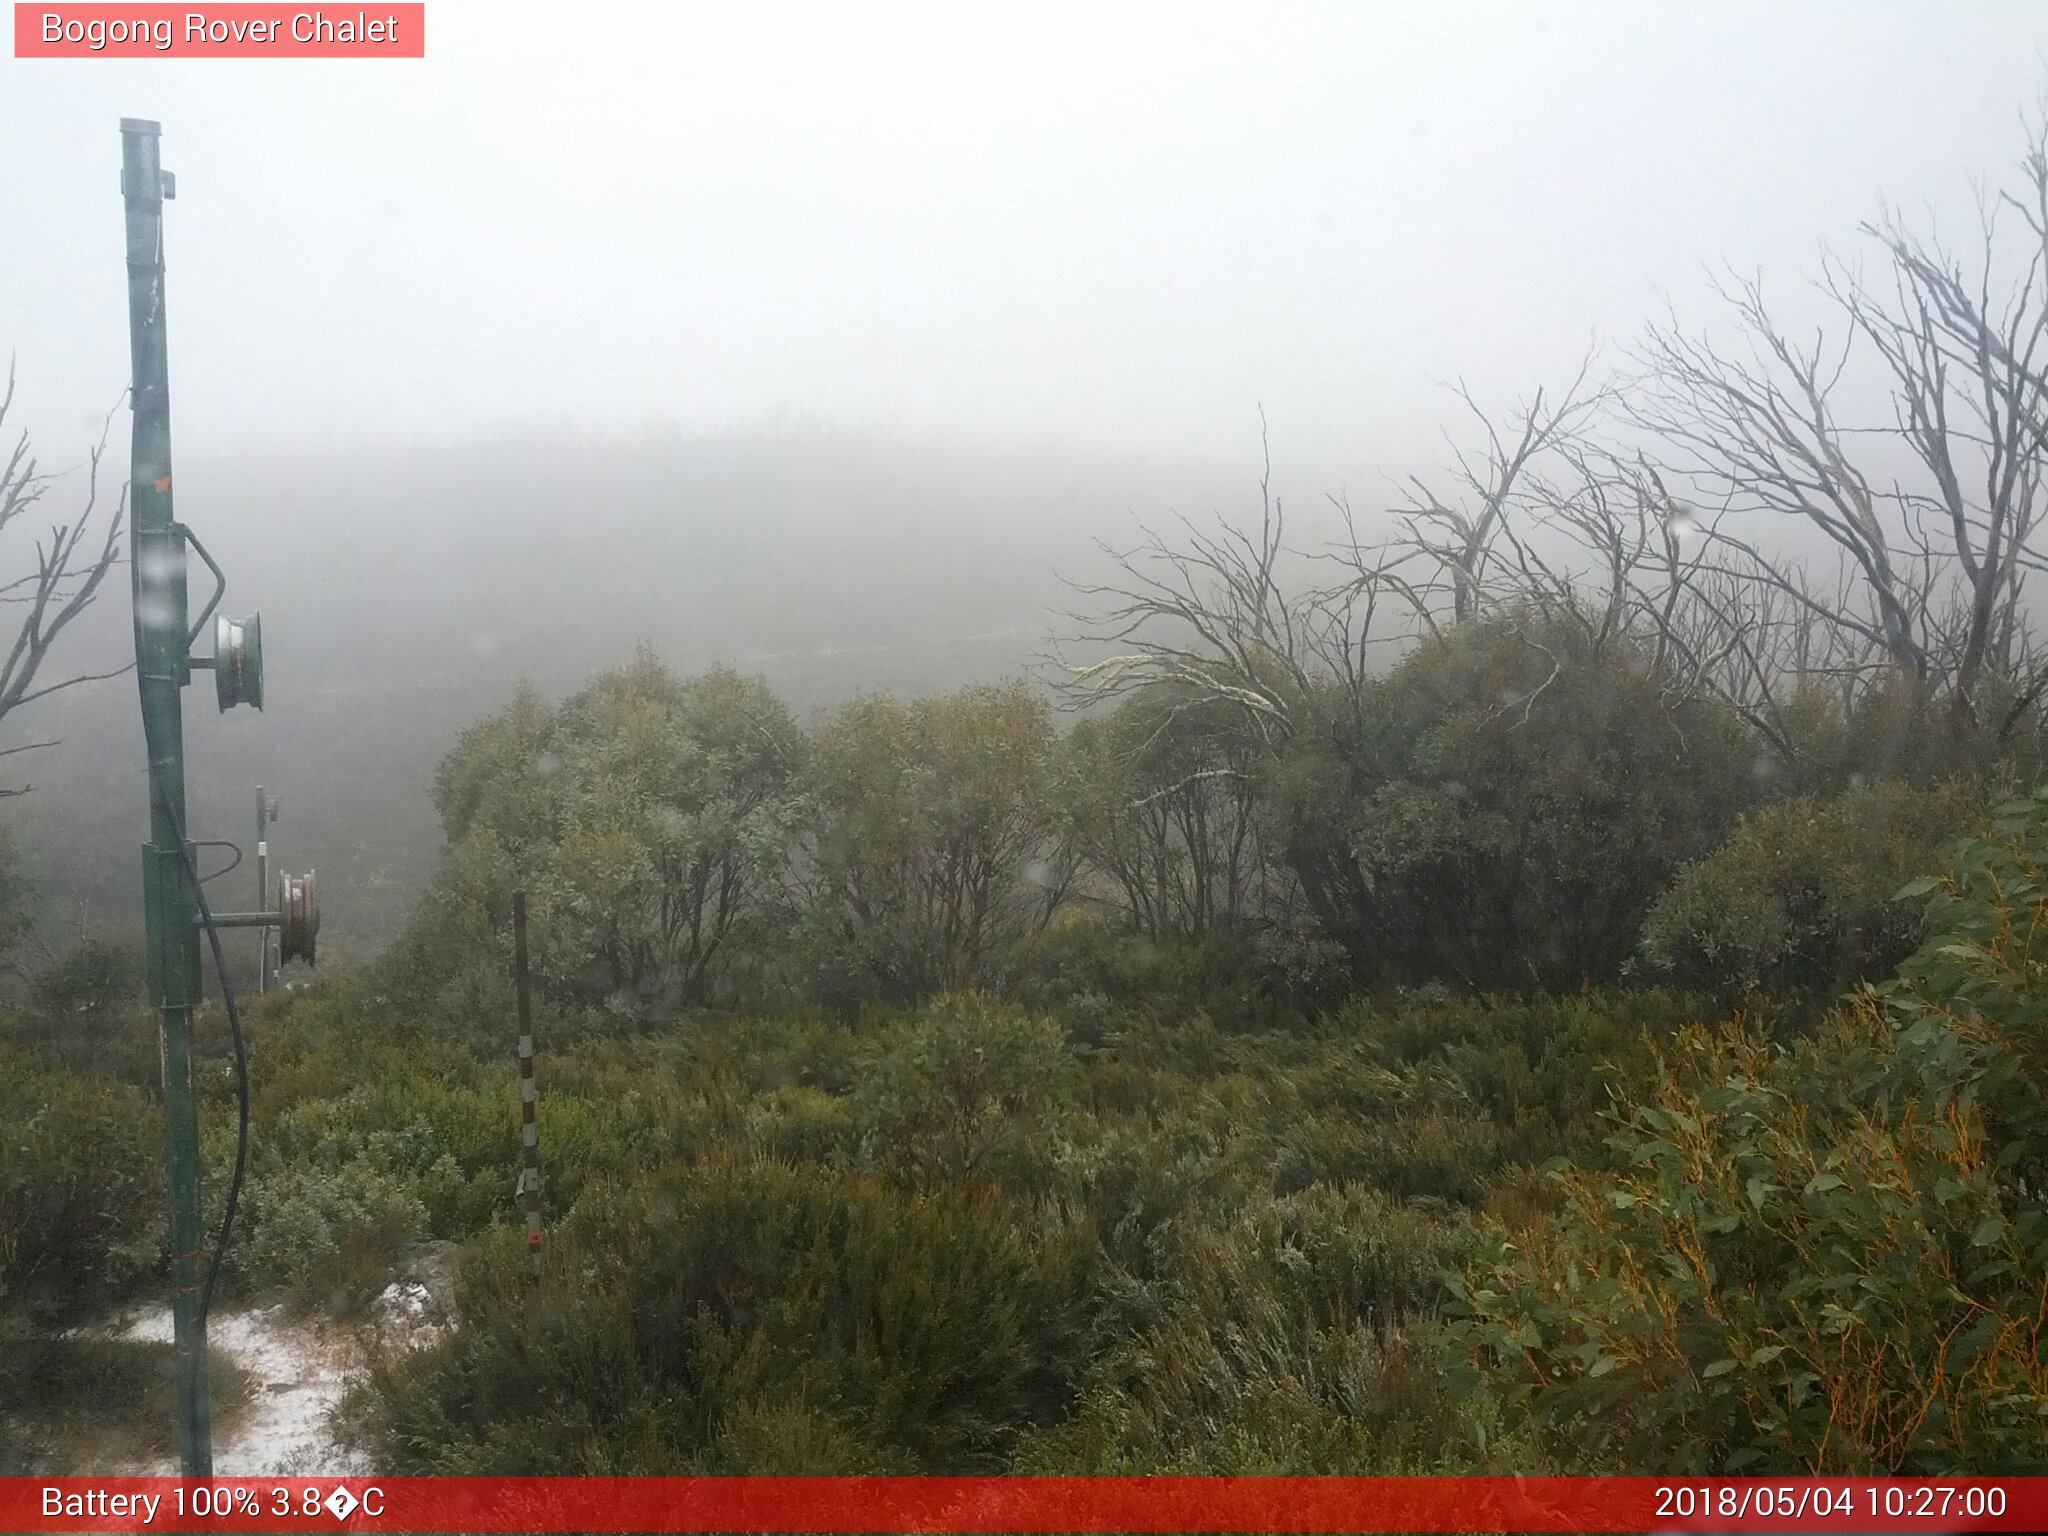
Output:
[{"xmin": 3, "ymin": 1476, "xmax": 2045, "ymax": 1533}]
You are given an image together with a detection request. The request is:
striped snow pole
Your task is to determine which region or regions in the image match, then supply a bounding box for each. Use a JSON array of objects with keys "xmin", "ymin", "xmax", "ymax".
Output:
[{"xmin": 514, "ymin": 890, "xmax": 541, "ymax": 1283}]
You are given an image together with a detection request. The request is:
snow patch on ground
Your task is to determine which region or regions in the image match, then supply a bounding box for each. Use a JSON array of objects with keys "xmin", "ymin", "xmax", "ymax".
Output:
[
  {"xmin": 115, "ymin": 1303, "xmax": 373, "ymax": 1476},
  {"xmin": 100, "ymin": 1243, "xmax": 458, "ymax": 1475}
]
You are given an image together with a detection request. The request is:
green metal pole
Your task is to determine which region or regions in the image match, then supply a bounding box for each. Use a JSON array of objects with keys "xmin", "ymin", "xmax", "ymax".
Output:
[{"xmin": 121, "ymin": 116, "xmax": 212, "ymax": 1478}]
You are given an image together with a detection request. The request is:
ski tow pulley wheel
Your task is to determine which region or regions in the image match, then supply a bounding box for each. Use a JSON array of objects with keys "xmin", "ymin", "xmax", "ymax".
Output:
[
  {"xmin": 278, "ymin": 868, "xmax": 318, "ymax": 966},
  {"xmin": 214, "ymin": 612, "xmax": 264, "ymax": 712}
]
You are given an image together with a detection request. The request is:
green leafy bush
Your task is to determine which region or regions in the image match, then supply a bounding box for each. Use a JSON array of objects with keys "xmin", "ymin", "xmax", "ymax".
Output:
[
  {"xmin": 1267, "ymin": 619, "xmax": 1757, "ymax": 989},
  {"xmin": 1452, "ymin": 790, "xmax": 2048, "ymax": 1473},
  {"xmin": 3, "ymin": 939, "xmax": 157, "ymax": 1086},
  {"xmin": 231, "ymin": 1161, "xmax": 428, "ymax": 1312},
  {"xmin": 853, "ymin": 994, "xmax": 1074, "ymax": 1186},
  {"xmin": 1638, "ymin": 781, "xmax": 1980, "ymax": 1000},
  {"xmin": 0, "ymin": 1045, "xmax": 164, "ymax": 1329},
  {"xmin": 177, "ymin": 995, "xmax": 525, "ymax": 1310},
  {"xmin": 1016, "ymin": 1186, "xmax": 1476, "ymax": 1473},
  {"xmin": 366, "ymin": 1156, "xmax": 1099, "ymax": 1472},
  {"xmin": 30, "ymin": 938, "xmax": 140, "ymax": 1021},
  {"xmin": 1879, "ymin": 785, "xmax": 2048, "ymax": 1204},
  {"xmin": 1006, "ymin": 917, "xmax": 1295, "ymax": 1032},
  {"xmin": 1448, "ymin": 1019, "xmax": 2048, "ymax": 1472}
]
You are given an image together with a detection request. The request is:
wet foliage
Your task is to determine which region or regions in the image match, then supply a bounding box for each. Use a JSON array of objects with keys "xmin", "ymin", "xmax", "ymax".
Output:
[{"xmin": 9, "ymin": 644, "xmax": 2048, "ymax": 1475}]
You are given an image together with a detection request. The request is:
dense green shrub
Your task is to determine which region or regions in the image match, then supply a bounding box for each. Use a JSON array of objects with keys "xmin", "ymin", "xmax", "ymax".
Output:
[
  {"xmin": 1017, "ymin": 1187, "xmax": 1477, "ymax": 1474},
  {"xmin": 1324, "ymin": 990, "xmax": 1696, "ymax": 1175},
  {"xmin": 1269, "ymin": 619, "xmax": 1757, "ymax": 989},
  {"xmin": 1777, "ymin": 670, "xmax": 2048, "ymax": 797},
  {"xmin": 853, "ymin": 994, "xmax": 1074, "ymax": 1186},
  {"xmin": 30, "ymin": 938, "xmax": 140, "ymax": 1021},
  {"xmin": 3, "ymin": 940, "xmax": 156, "ymax": 1086},
  {"xmin": 0, "ymin": 1044, "xmax": 164, "ymax": 1329},
  {"xmin": 1448, "ymin": 1018, "xmax": 2048, "ymax": 1472},
  {"xmin": 1877, "ymin": 785, "xmax": 2048, "ymax": 1201},
  {"xmin": 0, "ymin": 1332, "xmax": 251, "ymax": 1473},
  {"xmin": 231, "ymin": 1161, "xmax": 428, "ymax": 1312},
  {"xmin": 1452, "ymin": 790, "xmax": 2048, "ymax": 1473},
  {"xmin": 801, "ymin": 681, "xmax": 1066, "ymax": 1006},
  {"xmin": 366, "ymin": 1155, "xmax": 1099, "ymax": 1472},
  {"xmin": 1005, "ymin": 917, "xmax": 1303, "ymax": 1032},
  {"xmin": 177, "ymin": 991, "xmax": 524, "ymax": 1309},
  {"xmin": 0, "ymin": 825, "xmax": 34, "ymax": 976},
  {"xmin": 1638, "ymin": 781, "xmax": 1981, "ymax": 999}
]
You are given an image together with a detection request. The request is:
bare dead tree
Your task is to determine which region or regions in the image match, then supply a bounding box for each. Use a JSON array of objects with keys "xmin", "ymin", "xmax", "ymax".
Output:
[
  {"xmin": 0, "ymin": 360, "xmax": 130, "ymax": 796},
  {"xmin": 1385, "ymin": 357, "xmax": 1608, "ymax": 627},
  {"xmin": 1845, "ymin": 182, "xmax": 2048, "ymax": 727},
  {"xmin": 1059, "ymin": 372, "xmax": 1624, "ymax": 751},
  {"xmin": 1483, "ymin": 445, "xmax": 1883, "ymax": 763},
  {"xmin": 1061, "ymin": 418, "xmax": 1364, "ymax": 749},
  {"xmin": 1625, "ymin": 114, "xmax": 2048, "ymax": 745},
  {"xmin": 1630, "ymin": 273, "xmax": 1931, "ymax": 677}
]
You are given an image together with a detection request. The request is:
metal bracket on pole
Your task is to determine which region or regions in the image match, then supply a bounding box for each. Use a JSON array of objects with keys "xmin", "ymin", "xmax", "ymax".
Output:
[{"xmin": 204, "ymin": 869, "xmax": 318, "ymax": 966}]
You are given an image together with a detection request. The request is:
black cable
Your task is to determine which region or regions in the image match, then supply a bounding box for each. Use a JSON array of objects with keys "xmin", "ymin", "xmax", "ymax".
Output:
[
  {"xmin": 174, "ymin": 804, "xmax": 250, "ymax": 1325},
  {"xmin": 193, "ymin": 838, "xmax": 243, "ymax": 884}
]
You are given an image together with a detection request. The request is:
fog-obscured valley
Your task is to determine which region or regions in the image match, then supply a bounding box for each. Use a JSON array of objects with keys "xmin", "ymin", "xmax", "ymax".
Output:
[{"xmin": 11, "ymin": 428, "xmax": 1281, "ymax": 954}]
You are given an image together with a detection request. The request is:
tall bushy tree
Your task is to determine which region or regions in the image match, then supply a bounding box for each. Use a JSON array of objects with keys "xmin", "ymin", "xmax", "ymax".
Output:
[
  {"xmin": 1058, "ymin": 687, "xmax": 1269, "ymax": 940},
  {"xmin": 401, "ymin": 652, "xmax": 804, "ymax": 1013},
  {"xmin": 803, "ymin": 680, "xmax": 1066, "ymax": 1002},
  {"xmin": 1282, "ymin": 618, "xmax": 1756, "ymax": 987}
]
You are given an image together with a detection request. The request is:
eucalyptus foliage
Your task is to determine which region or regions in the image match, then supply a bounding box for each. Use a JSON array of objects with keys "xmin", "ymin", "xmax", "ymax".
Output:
[{"xmin": 1452, "ymin": 791, "xmax": 2048, "ymax": 1472}]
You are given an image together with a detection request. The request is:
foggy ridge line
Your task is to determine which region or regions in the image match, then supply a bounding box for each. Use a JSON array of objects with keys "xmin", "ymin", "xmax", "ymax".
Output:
[{"xmin": 737, "ymin": 627, "xmax": 1038, "ymax": 663}]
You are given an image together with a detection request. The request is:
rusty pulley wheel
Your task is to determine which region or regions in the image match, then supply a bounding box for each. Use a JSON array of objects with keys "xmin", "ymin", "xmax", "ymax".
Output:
[{"xmin": 278, "ymin": 868, "xmax": 318, "ymax": 966}]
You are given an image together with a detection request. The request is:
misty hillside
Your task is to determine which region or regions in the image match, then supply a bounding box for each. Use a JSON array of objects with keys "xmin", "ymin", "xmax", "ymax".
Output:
[{"xmin": 5, "ymin": 430, "xmax": 1268, "ymax": 952}]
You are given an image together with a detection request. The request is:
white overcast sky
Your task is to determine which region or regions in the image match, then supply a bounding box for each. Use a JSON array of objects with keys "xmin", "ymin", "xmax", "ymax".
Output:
[{"xmin": 4, "ymin": 1, "xmax": 2048, "ymax": 473}]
